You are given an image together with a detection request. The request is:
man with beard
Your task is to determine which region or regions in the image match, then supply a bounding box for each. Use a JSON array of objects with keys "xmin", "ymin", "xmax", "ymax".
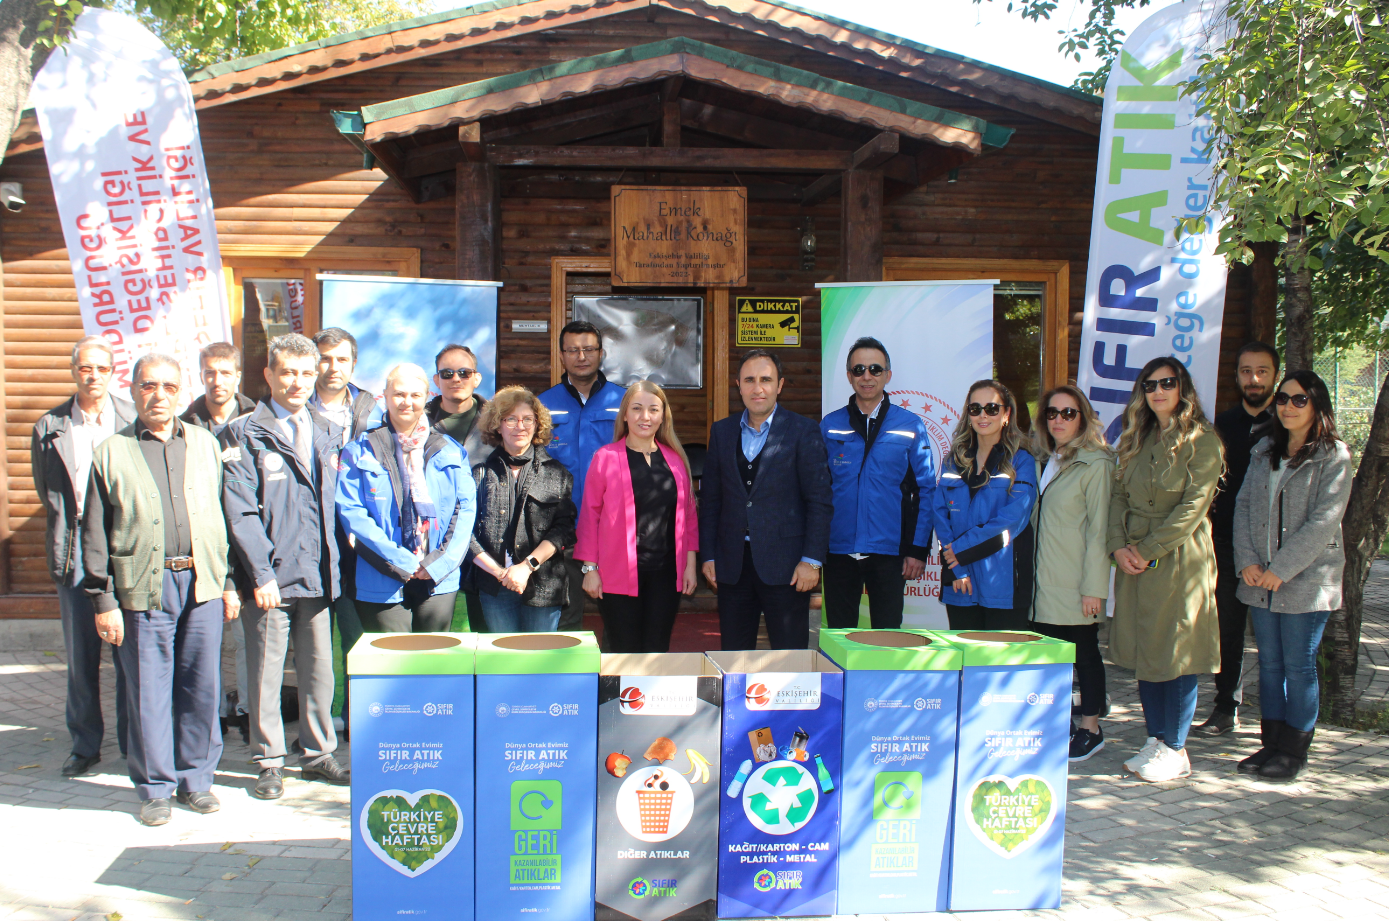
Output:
[{"xmin": 1197, "ymin": 340, "xmax": 1280, "ymax": 736}]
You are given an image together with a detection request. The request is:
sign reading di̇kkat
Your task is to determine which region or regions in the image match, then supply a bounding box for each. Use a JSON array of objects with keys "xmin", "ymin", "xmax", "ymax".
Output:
[
  {"xmin": 612, "ymin": 186, "xmax": 746, "ymax": 287},
  {"xmin": 736, "ymin": 298, "xmax": 801, "ymax": 347}
]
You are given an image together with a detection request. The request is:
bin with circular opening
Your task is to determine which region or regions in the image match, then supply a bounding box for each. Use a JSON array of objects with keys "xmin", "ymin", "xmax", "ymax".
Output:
[
  {"xmin": 347, "ymin": 632, "xmax": 477, "ymax": 920},
  {"xmin": 934, "ymin": 629, "xmax": 1075, "ymax": 911},
  {"xmin": 818, "ymin": 628, "xmax": 962, "ymax": 914},
  {"xmin": 473, "ymin": 632, "xmax": 600, "ymax": 920}
]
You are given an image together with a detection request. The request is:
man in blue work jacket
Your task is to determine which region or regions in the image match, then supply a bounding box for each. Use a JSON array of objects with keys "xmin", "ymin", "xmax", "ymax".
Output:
[
  {"xmin": 820, "ymin": 336, "xmax": 935, "ymax": 629},
  {"xmin": 538, "ymin": 320, "xmax": 626, "ymax": 630}
]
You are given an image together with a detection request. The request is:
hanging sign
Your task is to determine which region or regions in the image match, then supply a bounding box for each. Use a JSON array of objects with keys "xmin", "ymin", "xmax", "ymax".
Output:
[
  {"xmin": 736, "ymin": 297, "xmax": 801, "ymax": 347},
  {"xmin": 611, "ymin": 186, "xmax": 747, "ymax": 287}
]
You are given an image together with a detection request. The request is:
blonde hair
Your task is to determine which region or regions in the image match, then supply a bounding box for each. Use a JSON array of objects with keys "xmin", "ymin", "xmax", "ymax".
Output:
[
  {"xmin": 1113, "ymin": 358, "xmax": 1222, "ymax": 475},
  {"xmin": 1033, "ymin": 385, "xmax": 1112, "ymax": 464},
  {"xmin": 614, "ymin": 380, "xmax": 690, "ymax": 475},
  {"xmin": 479, "ymin": 385, "xmax": 553, "ymax": 448},
  {"xmin": 384, "ymin": 362, "xmax": 430, "ymax": 391},
  {"xmin": 947, "ymin": 379, "xmax": 1027, "ymax": 487}
]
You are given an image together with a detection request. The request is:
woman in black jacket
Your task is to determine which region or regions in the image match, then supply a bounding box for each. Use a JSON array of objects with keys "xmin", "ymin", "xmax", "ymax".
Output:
[{"xmin": 469, "ymin": 386, "xmax": 577, "ymax": 632}]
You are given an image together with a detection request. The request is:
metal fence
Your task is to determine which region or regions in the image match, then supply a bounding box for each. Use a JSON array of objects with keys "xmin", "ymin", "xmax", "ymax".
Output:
[{"xmin": 1312, "ymin": 348, "xmax": 1387, "ymax": 467}]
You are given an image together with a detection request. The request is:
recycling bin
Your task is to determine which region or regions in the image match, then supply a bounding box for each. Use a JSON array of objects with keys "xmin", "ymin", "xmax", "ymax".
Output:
[
  {"xmin": 708, "ymin": 650, "xmax": 844, "ymax": 919},
  {"xmin": 473, "ymin": 632, "xmax": 600, "ymax": 921},
  {"xmin": 595, "ymin": 653, "xmax": 722, "ymax": 921},
  {"xmin": 348, "ymin": 632, "xmax": 478, "ymax": 921},
  {"xmin": 819, "ymin": 628, "xmax": 962, "ymax": 914},
  {"xmin": 940, "ymin": 630, "xmax": 1075, "ymax": 911}
]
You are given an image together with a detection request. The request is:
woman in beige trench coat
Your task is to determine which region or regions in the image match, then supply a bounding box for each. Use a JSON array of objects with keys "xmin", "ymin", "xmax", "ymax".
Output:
[{"xmin": 1108, "ymin": 358, "xmax": 1224, "ymax": 783}]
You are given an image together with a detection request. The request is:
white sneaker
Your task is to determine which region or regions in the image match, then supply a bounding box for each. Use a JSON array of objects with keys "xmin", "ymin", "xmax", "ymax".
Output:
[
  {"xmin": 1123, "ymin": 737, "xmax": 1162, "ymax": 772},
  {"xmin": 1136, "ymin": 745, "xmax": 1191, "ymax": 782}
]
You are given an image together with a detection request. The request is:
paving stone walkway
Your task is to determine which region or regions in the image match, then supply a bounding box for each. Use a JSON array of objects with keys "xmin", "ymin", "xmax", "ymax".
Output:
[{"xmin": 1, "ymin": 561, "xmax": 1387, "ymax": 920}]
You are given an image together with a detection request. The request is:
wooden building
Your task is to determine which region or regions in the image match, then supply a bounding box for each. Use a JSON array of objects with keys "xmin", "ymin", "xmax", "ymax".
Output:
[{"xmin": 0, "ymin": 0, "xmax": 1271, "ymax": 615}]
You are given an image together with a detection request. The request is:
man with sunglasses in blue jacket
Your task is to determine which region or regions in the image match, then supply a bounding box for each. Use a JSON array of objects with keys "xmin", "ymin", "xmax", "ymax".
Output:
[{"xmin": 820, "ymin": 337, "xmax": 936, "ymax": 629}]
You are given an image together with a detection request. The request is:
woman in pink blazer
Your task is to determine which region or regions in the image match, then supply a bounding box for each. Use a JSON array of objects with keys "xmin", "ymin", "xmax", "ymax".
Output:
[{"xmin": 574, "ymin": 381, "xmax": 699, "ymax": 652}]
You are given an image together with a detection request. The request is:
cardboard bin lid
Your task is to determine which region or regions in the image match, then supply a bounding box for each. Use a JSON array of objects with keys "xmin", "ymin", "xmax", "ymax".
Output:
[
  {"xmin": 346, "ymin": 633, "xmax": 476, "ymax": 676},
  {"xmin": 473, "ymin": 631, "xmax": 600, "ymax": 674},
  {"xmin": 927, "ymin": 630, "xmax": 1076, "ymax": 667},
  {"xmin": 819, "ymin": 628, "xmax": 962, "ymax": 671},
  {"xmin": 600, "ymin": 653, "xmax": 720, "ymax": 677},
  {"xmin": 705, "ymin": 649, "xmax": 842, "ymax": 675}
]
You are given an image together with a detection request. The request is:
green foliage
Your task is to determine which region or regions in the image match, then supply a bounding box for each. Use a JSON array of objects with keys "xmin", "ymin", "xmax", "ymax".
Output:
[
  {"xmin": 973, "ymin": 0, "xmax": 1153, "ymax": 94},
  {"xmin": 1313, "ymin": 233, "xmax": 1389, "ymax": 352}
]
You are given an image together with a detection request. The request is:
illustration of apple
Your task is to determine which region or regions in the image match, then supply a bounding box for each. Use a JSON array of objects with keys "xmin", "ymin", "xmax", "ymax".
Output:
[
  {"xmin": 619, "ymin": 686, "xmax": 645, "ymax": 711},
  {"xmin": 605, "ymin": 751, "xmax": 632, "ymax": 777},
  {"xmin": 746, "ymin": 682, "xmax": 770, "ymax": 706}
]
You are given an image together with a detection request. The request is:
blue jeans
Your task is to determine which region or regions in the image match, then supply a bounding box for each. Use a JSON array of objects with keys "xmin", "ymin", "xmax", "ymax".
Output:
[
  {"xmin": 1137, "ymin": 674, "xmax": 1199, "ymax": 751},
  {"xmin": 1249, "ymin": 607, "xmax": 1330, "ymax": 732},
  {"xmin": 478, "ymin": 589, "xmax": 560, "ymax": 633}
]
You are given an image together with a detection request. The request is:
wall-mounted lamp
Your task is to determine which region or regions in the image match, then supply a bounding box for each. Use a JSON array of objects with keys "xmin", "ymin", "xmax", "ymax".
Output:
[
  {"xmin": 946, "ymin": 168, "xmax": 960, "ymax": 184},
  {"xmin": 800, "ymin": 217, "xmax": 817, "ymax": 271}
]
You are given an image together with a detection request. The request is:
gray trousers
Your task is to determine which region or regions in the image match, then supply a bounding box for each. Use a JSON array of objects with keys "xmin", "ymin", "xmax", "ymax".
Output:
[
  {"xmin": 117, "ymin": 570, "xmax": 224, "ymax": 800},
  {"xmin": 243, "ymin": 595, "xmax": 337, "ymax": 768},
  {"xmin": 57, "ymin": 575, "xmax": 128, "ymax": 758}
]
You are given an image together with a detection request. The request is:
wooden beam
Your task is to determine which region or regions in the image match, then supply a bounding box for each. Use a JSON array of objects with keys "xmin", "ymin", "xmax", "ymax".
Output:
[
  {"xmin": 370, "ymin": 141, "xmax": 423, "ymax": 202},
  {"xmin": 801, "ymin": 172, "xmax": 841, "ymax": 207},
  {"xmin": 839, "ymin": 169, "xmax": 883, "ymax": 282},
  {"xmin": 707, "ymin": 287, "xmax": 730, "ymax": 432},
  {"xmin": 502, "ymin": 177, "xmax": 806, "ymax": 201},
  {"xmin": 458, "ymin": 122, "xmax": 486, "ymax": 162},
  {"xmin": 678, "ymin": 99, "xmax": 856, "ymax": 151},
  {"xmin": 662, "ymin": 100, "xmax": 681, "ymax": 148},
  {"xmin": 486, "ymin": 146, "xmax": 852, "ymax": 172},
  {"xmin": 456, "ymin": 162, "xmax": 500, "ymax": 281},
  {"xmin": 496, "ymin": 99, "xmax": 662, "ymax": 148},
  {"xmin": 485, "ymin": 95, "xmax": 659, "ymax": 143},
  {"xmin": 852, "ymin": 132, "xmax": 899, "ymax": 170}
]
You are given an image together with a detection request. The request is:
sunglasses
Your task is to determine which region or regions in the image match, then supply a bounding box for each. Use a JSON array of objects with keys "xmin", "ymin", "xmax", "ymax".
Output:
[
  {"xmin": 1274, "ymin": 392, "xmax": 1311, "ymax": 408},
  {"xmin": 967, "ymin": 402, "xmax": 1003, "ymax": 417},
  {"xmin": 437, "ymin": 367, "xmax": 478, "ymax": 381},
  {"xmin": 850, "ymin": 363, "xmax": 886, "ymax": 378},
  {"xmin": 137, "ymin": 381, "xmax": 180, "ymax": 396},
  {"xmin": 1044, "ymin": 406, "xmax": 1079, "ymax": 421},
  {"xmin": 1141, "ymin": 376, "xmax": 1179, "ymax": 393}
]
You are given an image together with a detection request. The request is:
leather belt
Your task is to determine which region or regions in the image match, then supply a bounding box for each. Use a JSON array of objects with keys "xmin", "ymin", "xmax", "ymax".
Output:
[{"xmin": 164, "ymin": 556, "xmax": 195, "ymax": 572}]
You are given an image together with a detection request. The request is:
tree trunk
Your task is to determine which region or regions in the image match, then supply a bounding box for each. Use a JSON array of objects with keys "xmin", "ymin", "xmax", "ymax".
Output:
[
  {"xmin": 1282, "ymin": 221, "xmax": 1316, "ymax": 371},
  {"xmin": 1322, "ymin": 365, "xmax": 1389, "ymax": 725},
  {"xmin": 0, "ymin": 0, "xmax": 52, "ymax": 166}
]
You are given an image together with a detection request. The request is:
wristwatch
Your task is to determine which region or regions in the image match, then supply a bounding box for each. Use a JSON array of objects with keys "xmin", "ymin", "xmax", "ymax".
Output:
[
  {"xmin": 805, "ymin": 561, "xmax": 822, "ymax": 571},
  {"xmin": 581, "ymin": 562, "xmax": 598, "ymax": 574},
  {"xmin": 526, "ymin": 555, "xmax": 541, "ymax": 572}
]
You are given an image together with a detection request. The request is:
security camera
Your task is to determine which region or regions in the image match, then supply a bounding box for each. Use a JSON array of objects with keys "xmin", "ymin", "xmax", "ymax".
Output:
[{"xmin": 0, "ymin": 182, "xmax": 25, "ymax": 213}]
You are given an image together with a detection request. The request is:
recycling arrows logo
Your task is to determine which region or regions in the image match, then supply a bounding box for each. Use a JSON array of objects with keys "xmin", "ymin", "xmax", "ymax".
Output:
[{"xmin": 741, "ymin": 761, "xmax": 819, "ymax": 835}]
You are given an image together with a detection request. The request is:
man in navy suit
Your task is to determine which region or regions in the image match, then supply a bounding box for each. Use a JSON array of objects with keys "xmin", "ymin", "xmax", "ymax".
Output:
[{"xmin": 700, "ymin": 349, "xmax": 834, "ymax": 650}]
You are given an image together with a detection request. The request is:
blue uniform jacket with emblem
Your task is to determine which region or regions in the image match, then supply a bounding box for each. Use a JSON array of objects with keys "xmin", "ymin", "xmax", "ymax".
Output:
[
  {"xmin": 538, "ymin": 372, "xmax": 626, "ymax": 509},
  {"xmin": 820, "ymin": 395, "xmax": 936, "ymax": 557},
  {"xmin": 334, "ymin": 422, "xmax": 476, "ymax": 604},
  {"xmin": 933, "ymin": 446, "xmax": 1038, "ymax": 609}
]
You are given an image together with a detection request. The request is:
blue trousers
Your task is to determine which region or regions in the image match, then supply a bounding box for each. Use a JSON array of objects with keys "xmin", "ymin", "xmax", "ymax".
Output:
[
  {"xmin": 57, "ymin": 574, "xmax": 128, "ymax": 758},
  {"xmin": 478, "ymin": 588, "xmax": 560, "ymax": 633},
  {"xmin": 117, "ymin": 570, "xmax": 224, "ymax": 800},
  {"xmin": 1249, "ymin": 607, "xmax": 1330, "ymax": 732},
  {"xmin": 1137, "ymin": 674, "xmax": 1199, "ymax": 751}
]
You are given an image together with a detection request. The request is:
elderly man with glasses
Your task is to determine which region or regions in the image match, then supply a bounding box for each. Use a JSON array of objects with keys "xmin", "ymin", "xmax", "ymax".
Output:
[{"xmin": 81, "ymin": 354, "xmax": 240, "ymax": 825}]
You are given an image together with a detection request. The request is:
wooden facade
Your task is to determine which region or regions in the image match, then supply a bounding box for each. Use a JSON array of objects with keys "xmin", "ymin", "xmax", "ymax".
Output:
[{"xmin": 0, "ymin": 0, "xmax": 1269, "ymax": 613}]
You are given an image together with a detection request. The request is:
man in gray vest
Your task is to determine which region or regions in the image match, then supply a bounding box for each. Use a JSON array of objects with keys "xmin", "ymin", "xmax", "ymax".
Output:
[
  {"xmin": 32, "ymin": 335, "xmax": 134, "ymax": 777},
  {"xmin": 82, "ymin": 353, "xmax": 240, "ymax": 825}
]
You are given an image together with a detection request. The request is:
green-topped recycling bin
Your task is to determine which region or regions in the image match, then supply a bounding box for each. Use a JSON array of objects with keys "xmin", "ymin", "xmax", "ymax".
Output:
[
  {"xmin": 473, "ymin": 632, "xmax": 601, "ymax": 921},
  {"xmin": 937, "ymin": 630, "xmax": 1074, "ymax": 911},
  {"xmin": 818, "ymin": 629, "xmax": 963, "ymax": 914},
  {"xmin": 348, "ymin": 632, "xmax": 477, "ymax": 921}
]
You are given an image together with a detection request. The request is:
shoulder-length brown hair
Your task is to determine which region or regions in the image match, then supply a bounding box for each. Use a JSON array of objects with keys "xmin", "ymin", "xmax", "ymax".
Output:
[
  {"xmin": 478, "ymin": 385, "xmax": 553, "ymax": 448},
  {"xmin": 613, "ymin": 380, "xmax": 690, "ymax": 475},
  {"xmin": 1033, "ymin": 384, "xmax": 1112, "ymax": 463}
]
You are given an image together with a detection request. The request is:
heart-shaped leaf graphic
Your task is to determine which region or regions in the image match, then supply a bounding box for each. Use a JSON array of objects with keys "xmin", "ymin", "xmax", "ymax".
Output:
[
  {"xmin": 963, "ymin": 774, "xmax": 1055, "ymax": 859},
  {"xmin": 359, "ymin": 789, "xmax": 461, "ymax": 878}
]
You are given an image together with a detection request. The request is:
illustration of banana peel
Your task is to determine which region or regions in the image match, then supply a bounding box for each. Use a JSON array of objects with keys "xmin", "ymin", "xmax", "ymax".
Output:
[{"xmin": 681, "ymin": 748, "xmax": 712, "ymax": 784}]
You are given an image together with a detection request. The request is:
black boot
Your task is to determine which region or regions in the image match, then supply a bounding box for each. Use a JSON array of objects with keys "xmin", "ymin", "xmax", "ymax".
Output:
[
  {"xmin": 1196, "ymin": 706, "xmax": 1238, "ymax": 736},
  {"xmin": 1258, "ymin": 725, "xmax": 1314, "ymax": 782},
  {"xmin": 1237, "ymin": 719, "xmax": 1284, "ymax": 774}
]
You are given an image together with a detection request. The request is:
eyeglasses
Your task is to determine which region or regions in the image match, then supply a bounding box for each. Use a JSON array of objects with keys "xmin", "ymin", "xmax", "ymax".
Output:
[
  {"xmin": 1141, "ymin": 376, "xmax": 1179, "ymax": 393},
  {"xmin": 850, "ymin": 363, "xmax": 885, "ymax": 378},
  {"xmin": 76, "ymin": 365, "xmax": 113, "ymax": 376},
  {"xmin": 1044, "ymin": 406, "xmax": 1079, "ymax": 421},
  {"xmin": 137, "ymin": 381, "xmax": 180, "ymax": 396},
  {"xmin": 1274, "ymin": 392, "xmax": 1311, "ymax": 408},
  {"xmin": 437, "ymin": 367, "xmax": 477, "ymax": 381},
  {"xmin": 501, "ymin": 415, "xmax": 536, "ymax": 430},
  {"xmin": 562, "ymin": 347, "xmax": 601, "ymax": 357},
  {"xmin": 967, "ymin": 402, "xmax": 1003, "ymax": 417}
]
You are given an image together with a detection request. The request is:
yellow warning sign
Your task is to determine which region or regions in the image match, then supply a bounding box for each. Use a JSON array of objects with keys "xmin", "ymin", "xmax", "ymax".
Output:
[{"xmin": 735, "ymin": 297, "xmax": 802, "ymax": 347}]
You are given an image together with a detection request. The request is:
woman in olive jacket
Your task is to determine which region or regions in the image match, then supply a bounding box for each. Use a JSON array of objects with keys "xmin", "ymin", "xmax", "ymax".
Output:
[
  {"xmin": 1232, "ymin": 370, "xmax": 1352, "ymax": 782},
  {"xmin": 1028, "ymin": 385, "xmax": 1114, "ymax": 762},
  {"xmin": 1108, "ymin": 358, "xmax": 1224, "ymax": 783}
]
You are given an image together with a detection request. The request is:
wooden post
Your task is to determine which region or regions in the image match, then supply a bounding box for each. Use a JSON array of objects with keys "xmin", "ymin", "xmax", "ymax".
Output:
[
  {"xmin": 456, "ymin": 162, "xmax": 500, "ymax": 281},
  {"xmin": 707, "ymin": 287, "xmax": 730, "ymax": 434},
  {"xmin": 839, "ymin": 169, "xmax": 883, "ymax": 281}
]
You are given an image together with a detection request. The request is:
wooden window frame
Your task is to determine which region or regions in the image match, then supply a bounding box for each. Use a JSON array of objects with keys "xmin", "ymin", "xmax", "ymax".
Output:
[
  {"xmin": 549, "ymin": 256, "xmax": 731, "ymax": 435},
  {"xmin": 882, "ymin": 257, "xmax": 1071, "ymax": 392}
]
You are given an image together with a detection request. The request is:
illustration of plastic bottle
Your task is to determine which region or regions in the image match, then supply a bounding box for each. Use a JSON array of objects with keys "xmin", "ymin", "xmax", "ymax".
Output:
[
  {"xmin": 814, "ymin": 754, "xmax": 834, "ymax": 794},
  {"xmin": 726, "ymin": 759, "xmax": 752, "ymax": 798}
]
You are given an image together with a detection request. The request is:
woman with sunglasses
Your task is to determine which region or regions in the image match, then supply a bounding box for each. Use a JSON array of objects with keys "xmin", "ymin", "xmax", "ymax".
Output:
[
  {"xmin": 933, "ymin": 379, "xmax": 1038, "ymax": 630},
  {"xmin": 1109, "ymin": 358, "xmax": 1224, "ymax": 782},
  {"xmin": 1028, "ymin": 386, "xmax": 1114, "ymax": 762},
  {"xmin": 1232, "ymin": 371, "xmax": 1350, "ymax": 781}
]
